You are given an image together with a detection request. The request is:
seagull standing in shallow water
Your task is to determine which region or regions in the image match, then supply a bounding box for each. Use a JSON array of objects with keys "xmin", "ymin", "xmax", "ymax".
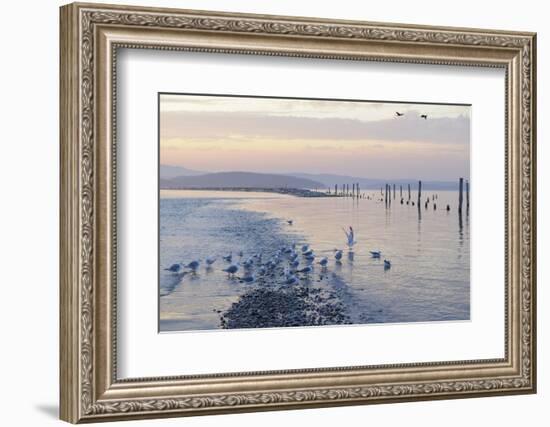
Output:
[
  {"xmin": 240, "ymin": 274, "xmax": 256, "ymax": 283},
  {"xmin": 370, "ymin": 251, "xmax": 381, "ymax": 258},
  {"xmin": 164, "ymin": 263, "xmax": 182, "ymax": 273},
  {"xmin": 297, "ymin": 265, "xmax": 313, "ymax": 274},
  {"xmin": 304, "ymin": 254, "xmax": 316, "ymax": 264},
  {"xmin": 185, "ymin": 260, "xmax": 201, "ymax": 273},
  {"xmin": 223, "ymin": 263, "xmax": 239, "ymax": 278},
  {"xmin": 334, "ymin": 249, "xmax": 343, "ymax": 261},
  {"xmin": 302, "ymin": 248, "xmax": 314, "ymax": 257},
  {"xmin": 318, "ymin": 257, "xmax": 328, "ymax": 268},
  {"xmin": 285, "ymin": 274, "xmax": 299, "ymax": 285},
  {"xmin": 384, "ymin": 259, "xmax": 391, "ymax": 269}
]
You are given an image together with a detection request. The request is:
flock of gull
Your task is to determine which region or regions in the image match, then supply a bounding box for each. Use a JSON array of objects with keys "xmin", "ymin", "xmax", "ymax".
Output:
[{"xmin": 164, "ymin": 225, "xmax": 392, "ymax": 284}]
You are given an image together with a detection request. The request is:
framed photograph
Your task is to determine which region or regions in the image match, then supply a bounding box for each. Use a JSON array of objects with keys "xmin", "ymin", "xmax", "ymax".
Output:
[{"xmin": 60, "ymin": 2, "xmax": 537, "ymax": 423}]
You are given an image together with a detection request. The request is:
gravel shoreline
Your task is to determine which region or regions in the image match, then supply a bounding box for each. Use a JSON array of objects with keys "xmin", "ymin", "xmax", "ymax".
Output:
[{"xmin": 220, "ymin": 284, "xmax": 352, "ymax": 329}]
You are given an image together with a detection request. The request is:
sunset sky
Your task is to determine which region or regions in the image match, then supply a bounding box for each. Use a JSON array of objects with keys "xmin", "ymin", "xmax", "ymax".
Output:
[{"xmin": 159, "ymin": 94, "xmax": 470, "ymax": 181}]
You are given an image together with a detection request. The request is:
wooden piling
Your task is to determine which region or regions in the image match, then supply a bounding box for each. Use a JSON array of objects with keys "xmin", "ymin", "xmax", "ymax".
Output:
[
  {"xmin": 408, "ymin": 184, "xmax": 411, "ymax": 200},
  {"xmin": 400, "ymin": 185, "xmax": 402, "ymax": 198},
  {"xmin": 418, "ymin": 180, "xmax": 422, "ymax": 205},
  {"xmin": 466, "ymin": 180, "xmax": 470, "ymax": 211},
  {"xmin": 335, "ymin": 184, "xmax": 338, "ymax": 195},
  {"xmin": 458, "ymin": 177, "xmax": 464, "ymax": 214},
  {"xmin": 393, "ymin": 184, "xmax": 396, "ymax": 199}
]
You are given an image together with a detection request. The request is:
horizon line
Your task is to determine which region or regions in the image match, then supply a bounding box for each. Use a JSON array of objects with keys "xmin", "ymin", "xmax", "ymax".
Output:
[{"xmin": 160, "ymin": 164, "xmax": 470, "ymax": 183}]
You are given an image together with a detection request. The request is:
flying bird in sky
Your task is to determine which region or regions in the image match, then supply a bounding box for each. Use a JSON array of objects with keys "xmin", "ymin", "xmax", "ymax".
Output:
[
  {"xmin": 395, "ymin": 111, "xmax": 404, "ymax": 117},
  {"xmin": 420, "ymin": 114, "xmax": 428, "ymax": 120}
]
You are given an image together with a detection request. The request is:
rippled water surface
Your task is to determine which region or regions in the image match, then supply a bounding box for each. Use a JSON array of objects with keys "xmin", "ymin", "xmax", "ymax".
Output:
[{"xmin": 159, "ymin": 190, "xmax": 470, "ymax": 331}]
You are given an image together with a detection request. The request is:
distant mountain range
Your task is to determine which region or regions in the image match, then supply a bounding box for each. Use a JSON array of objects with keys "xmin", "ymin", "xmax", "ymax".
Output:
[
  {"xmin": 160, "ymin": 171, "xmax": 325, "ymax": 189},
  {"xmin": 159, "ymin": 165, "xmax": 462, "ymax": 191},
  {"xmin": 160, "ymin": 164, "xmax": 204, "ymax": 179}
]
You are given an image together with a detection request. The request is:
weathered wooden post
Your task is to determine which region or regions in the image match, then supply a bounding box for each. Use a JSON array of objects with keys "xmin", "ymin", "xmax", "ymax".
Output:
[
  {"xmin": 400, "ymin": 185, "xmax": 402, "ymax": 198},
  {"xmin": 335, "ymin": 184, "xmax": 338, "ymax": 196},
  {"xmin": 393, "ymin": 184, "xmax": 396, "ymax": 199},
  {"xmin": 458, "ymin": 177, "xmax": 464, "ymax": 215},
  {"xmin": 418, "ymin": 180, "xmax": 422, "ymax": 206},
  {"xmin": 408, "ymin": 183, "xmax": 411, "ymax": 200},
  {"xmin": 385, "ymin": 184, "xmax": 388, "ymax": 205},
  {"xmin": 357, "ymin": 183, "xmax": 360, "ymax": 198},
  {"xmin": 466, "ymin": 180, "xmax": 470, "ymax": 212}
]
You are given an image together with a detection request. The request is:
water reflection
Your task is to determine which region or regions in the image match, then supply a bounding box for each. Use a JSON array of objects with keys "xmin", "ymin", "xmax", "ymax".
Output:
[{"xmin": 160, "ymin": 189, "xmax": 470, "ymax": 331}]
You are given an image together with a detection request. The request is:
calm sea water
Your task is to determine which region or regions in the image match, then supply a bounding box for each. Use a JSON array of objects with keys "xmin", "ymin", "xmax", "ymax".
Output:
[{"xmin": 159, "ymin": 189, "xmax": 470, "ymax": 331}]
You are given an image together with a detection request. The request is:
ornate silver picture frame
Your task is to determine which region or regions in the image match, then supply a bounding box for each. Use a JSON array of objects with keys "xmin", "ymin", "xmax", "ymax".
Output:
[{"xmin": 60, "ymin": 2, "xmax": 536, "ymax": 423}]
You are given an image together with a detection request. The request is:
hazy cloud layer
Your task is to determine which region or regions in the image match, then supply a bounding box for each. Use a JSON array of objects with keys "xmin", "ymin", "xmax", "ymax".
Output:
[{"xmin": 160, "ymin": 111, "xmax": 470, "ymax": 145}]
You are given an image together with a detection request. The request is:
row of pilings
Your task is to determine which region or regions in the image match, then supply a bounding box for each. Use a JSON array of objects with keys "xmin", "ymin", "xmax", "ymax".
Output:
[
  {"xmin": 326, "ymin": 183, "xmax": 364, "ymax": 198},
  {"xmin": 325, "ymin": 178, "xmax": 469, "ymax": 214}
]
